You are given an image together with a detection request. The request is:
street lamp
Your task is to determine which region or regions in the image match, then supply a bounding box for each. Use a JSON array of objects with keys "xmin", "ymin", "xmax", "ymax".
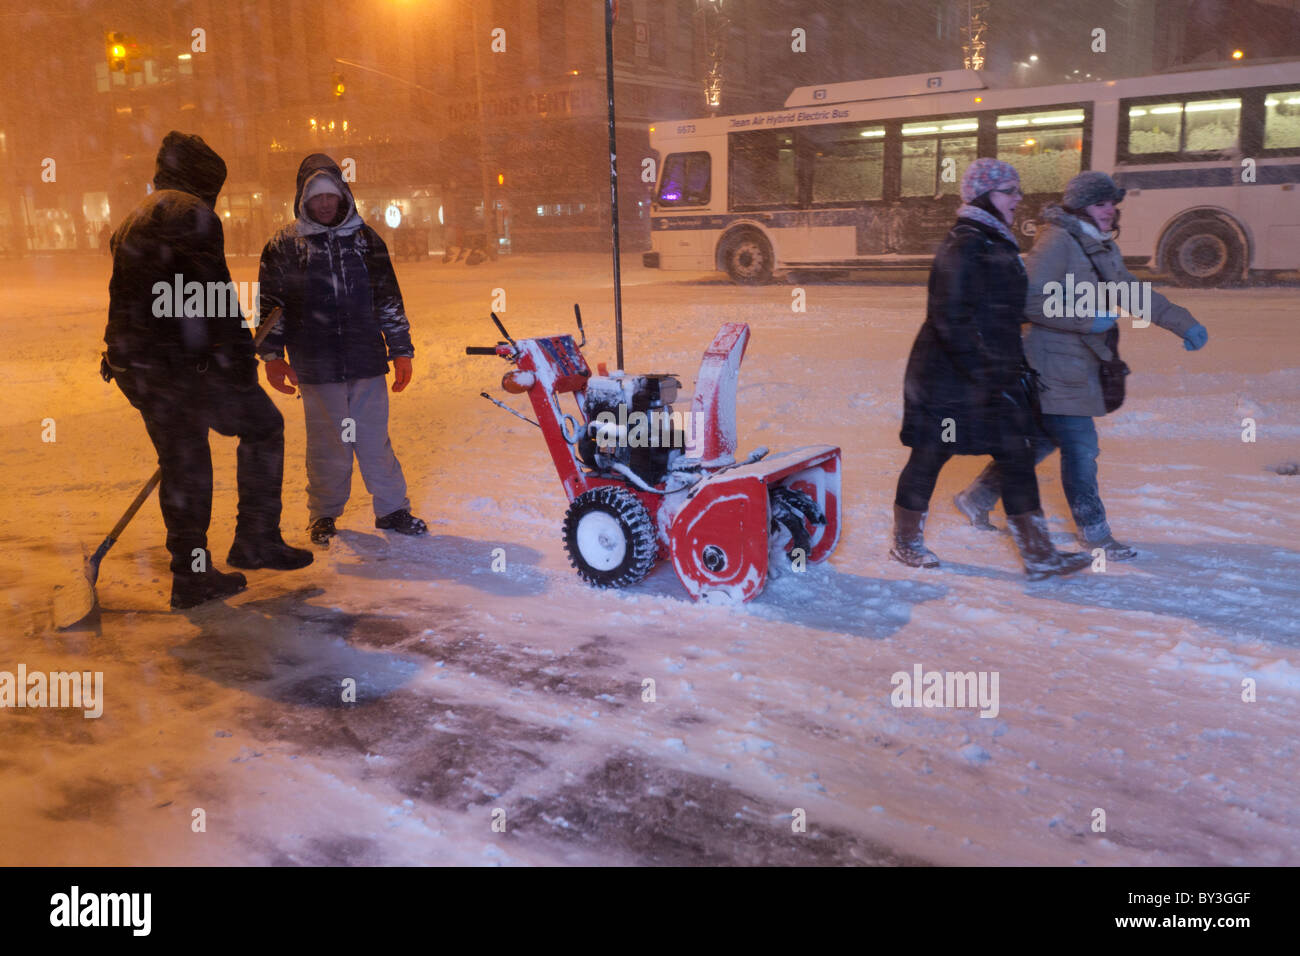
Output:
[{"xmin": 697, "ymin": 0, "xmax": 729, "ymax": 112}]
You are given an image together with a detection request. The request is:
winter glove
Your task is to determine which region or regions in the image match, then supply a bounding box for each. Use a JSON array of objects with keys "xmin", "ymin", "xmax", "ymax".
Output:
[
  {"xmin": 1089, "ymin": 312, "xmax": 1119, "ymax": 334},
  {"xmin": 1182, "ymin": 322, "xmax": 1208, "ymax": 351},
  {"xmin": 392, "ymin": 356, "xmax": 413, "ymax": 393},
  {"xmin": 264, "ymin": 358, "xmax": 299, "ymax": 395}
]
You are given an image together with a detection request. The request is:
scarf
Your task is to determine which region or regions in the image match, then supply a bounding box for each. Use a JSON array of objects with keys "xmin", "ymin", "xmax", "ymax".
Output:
[{"xmin": 956, "ymin": 203, "xmax": 1019, "ymax": 249}]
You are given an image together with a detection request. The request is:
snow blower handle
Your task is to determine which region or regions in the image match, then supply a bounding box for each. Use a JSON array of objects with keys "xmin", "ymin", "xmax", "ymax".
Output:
[
  {"xmin": 573, "ymin": 303, "xmax": 586, "ymax": 347},
  {"xmin": 490, "ymin": 312, "xmax": 516, "ymax": 348}
]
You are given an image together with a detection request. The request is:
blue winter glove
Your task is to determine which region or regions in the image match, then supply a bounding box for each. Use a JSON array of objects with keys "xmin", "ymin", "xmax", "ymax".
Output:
[
  {"xmin": 1183, "ymin": 322, "xmax": 1208, "ymax": 351},
  {"xmin": 1088, "ymin": 312, "xmax": 1119, "ymax": 334}
]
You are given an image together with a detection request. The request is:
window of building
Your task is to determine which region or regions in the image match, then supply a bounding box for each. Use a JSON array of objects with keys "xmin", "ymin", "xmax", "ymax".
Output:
[
  {"xmin": 656, "ymin": 151, "xmax": 711, "ymax": 206},
  {"xmin": 997, "ymin": 107, "xmax": 1085, "ymax": 194},
  {"xmin": 730, "ymin": 130, "xmax": 797, "ymax": 208},
  {"xmin": 538, "ymin": 0, "xmax": 566, "ymax": 73},
  {"xmin": 649, "ymin": 4, "xmax": 667, "ymax": 66}
]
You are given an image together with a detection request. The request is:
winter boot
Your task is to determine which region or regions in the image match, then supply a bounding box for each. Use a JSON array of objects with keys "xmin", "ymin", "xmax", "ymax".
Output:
[
  {"xmin": 953, "ymin": 479, "xmax": 1000, "ymax": 532},
  {"xmin": 309, "ymin": 516, "xmax": 337, "ymax": 547},
  {"xmin": 375, "ymin": 508, "xmax": 428, "ymax": 536},
  {"xmin": 227, "ymin": 527, "xmax": 314, "ymax": 571},
  {"xmin": 889, "ymin": 505, "xmax": 940, "ymax": 568},
  {"xmin": 1078, "ymin": 522, "xmax": 1138, "ymax": 561},
  {"xmin": 1006, "ymin": 510, "xmax": 1093, "ymax": 580},
  {"xmin": 170, "ymin": 557, "xmax": 248, "ymax": 610}
]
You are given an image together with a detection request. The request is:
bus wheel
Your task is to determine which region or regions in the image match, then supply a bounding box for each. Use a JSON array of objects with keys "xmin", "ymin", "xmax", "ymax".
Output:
[
  {"xmin": 1166, "ymin": 218, "xmax": 1244, "ymax": 287},
  {"xmin": 721, "ymin": 231, "xmax": 773, "ymax": 284}
]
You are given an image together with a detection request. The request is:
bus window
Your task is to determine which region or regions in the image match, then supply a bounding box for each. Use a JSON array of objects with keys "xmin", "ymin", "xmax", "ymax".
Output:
[
  {"xmin": 805, "ymin": 125, "xmax": 886, "ymax": 203},
  {"xmin": 938, "ymin": 137, "xmax": 977, "ymax": 195},
  {"xmin": 1185, "ymin": 98, "xmax": 1240, "ymax": 150},
  {"xmin": 1264, "ymin": 91, "xmax": 1300, "ymax": 149},
  {"xmin": 901, "ymin": 118, "xmax": 976, "ymax": 197},
  {"xmin": 1128, "ymin": 105, "xmax": 1181, "ymax": 153},
  {"xmin": 1126, "ymin": 97, "xmax": 1240, "ymax": 155},
  {"xmin": 730, "ymin": 129, "xmax": 797, "ymax": 208},
  {"xmin": 996, "ymin": 107, "xmax": 1084, "ymax": 195},
  {"xmin": 656, "ymin": 151, "xmax": 711, "ymax": 206}
]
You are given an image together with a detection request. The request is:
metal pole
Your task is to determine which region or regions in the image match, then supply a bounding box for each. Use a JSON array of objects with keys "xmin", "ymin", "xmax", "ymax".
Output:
[
  {"xmin": 471, "ymin": 3, "xmax": 498, "ymax": 257},
  {"xmin": 604, "ymin": 0, "xmax": 624, "ymax": 370}
]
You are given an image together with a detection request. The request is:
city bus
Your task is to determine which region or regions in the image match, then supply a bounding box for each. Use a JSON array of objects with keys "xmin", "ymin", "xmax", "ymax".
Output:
[{"xmin": 644, "ymin": 59, "xmax": 1300, "ymax": 286}]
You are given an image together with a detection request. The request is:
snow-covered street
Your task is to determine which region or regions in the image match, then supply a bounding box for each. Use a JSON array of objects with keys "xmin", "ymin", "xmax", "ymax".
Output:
[{"xmin": 2, "ymin": 252, "xmax": 1297, "ymax": 865}]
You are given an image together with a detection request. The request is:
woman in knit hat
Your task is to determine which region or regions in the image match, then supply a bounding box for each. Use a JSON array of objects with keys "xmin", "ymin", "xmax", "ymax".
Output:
[
  {"xmin": 892, "ymin": 158, "xmax": 1091, "ymax": 579},
  {"xmin": 952, "ymin": 170, "xmax": 1208, "ymax": 560}
]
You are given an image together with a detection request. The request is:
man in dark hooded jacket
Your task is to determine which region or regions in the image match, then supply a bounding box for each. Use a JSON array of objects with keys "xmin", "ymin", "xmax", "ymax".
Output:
[
  {"xmin": 104, "ymin": 131, "xmax": 312, "ymax": 611},
  {"xmin": 257, "ymin": 154, "xmax": 424, "ymax": 546}
]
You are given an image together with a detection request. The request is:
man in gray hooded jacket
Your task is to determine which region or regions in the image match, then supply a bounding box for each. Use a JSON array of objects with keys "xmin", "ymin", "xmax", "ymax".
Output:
[{"xmin": 257, "ymin": 154, "xmax": 425, "ymax": 546}]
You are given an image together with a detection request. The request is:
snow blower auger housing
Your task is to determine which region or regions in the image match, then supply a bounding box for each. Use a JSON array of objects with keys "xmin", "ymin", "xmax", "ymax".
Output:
[{"xmin": 466, "ymin": 307, "xmax": 841, "ymax": 603}]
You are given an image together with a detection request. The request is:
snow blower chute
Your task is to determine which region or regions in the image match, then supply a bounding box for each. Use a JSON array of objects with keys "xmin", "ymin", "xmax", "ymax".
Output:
[{"xmin": 466, "ymin": 308, "xmax": 841, "ymax": 603}]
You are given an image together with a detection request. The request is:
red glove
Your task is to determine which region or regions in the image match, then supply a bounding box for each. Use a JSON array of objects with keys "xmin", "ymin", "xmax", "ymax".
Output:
[{"xmin": 264, "ymin": 358, "xmax": 298, "ymax": 395}]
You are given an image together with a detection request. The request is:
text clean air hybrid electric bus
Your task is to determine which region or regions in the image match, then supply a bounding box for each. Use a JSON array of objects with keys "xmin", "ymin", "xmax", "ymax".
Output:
[{"xmin": 644, "ymin": 60, "xmax": 1300, "ymax": 285}]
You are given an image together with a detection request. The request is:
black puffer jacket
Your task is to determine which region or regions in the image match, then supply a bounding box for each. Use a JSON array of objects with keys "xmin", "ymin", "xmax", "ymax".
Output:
[
  {"xmin": 900, "ymin": 217, "xmax": 1034, "ymax": 454},
  {"xmin": 256, "ymin": 154, "xmax": 414, "ymax": 385},
  {"xmin": 104, "ymin": 131, "xmax": 255, "ymax": 382}
]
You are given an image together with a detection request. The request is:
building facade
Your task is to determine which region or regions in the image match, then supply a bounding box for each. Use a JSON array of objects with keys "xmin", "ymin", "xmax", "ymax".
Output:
[{"xmin": 0, "ymin": 0, "xmax": 771, "ymax": 255}]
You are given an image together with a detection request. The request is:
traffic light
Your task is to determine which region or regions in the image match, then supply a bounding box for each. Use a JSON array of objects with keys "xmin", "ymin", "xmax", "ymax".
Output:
[
  {"xmin": 331, "ymin": 72, "xmax": 345, "ymax": 98},
  {"xmin": 106, "ymin": 31, "xmax": 128, "ymax": 72},
  {"xmin": 105, "ymin": 31, "xmax": 143, "ymax": 73}
]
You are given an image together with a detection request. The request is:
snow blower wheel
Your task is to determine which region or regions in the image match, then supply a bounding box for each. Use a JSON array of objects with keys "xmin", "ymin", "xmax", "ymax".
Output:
[{"xmin": 563, "ymin": 486, "xmax": 657, "ymax": 589}]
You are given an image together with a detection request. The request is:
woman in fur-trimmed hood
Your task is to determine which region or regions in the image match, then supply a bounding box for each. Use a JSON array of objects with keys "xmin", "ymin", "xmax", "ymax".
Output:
[{"xmin": 953, "ymin": 171, "xmax": 1209, "ymax": 560}]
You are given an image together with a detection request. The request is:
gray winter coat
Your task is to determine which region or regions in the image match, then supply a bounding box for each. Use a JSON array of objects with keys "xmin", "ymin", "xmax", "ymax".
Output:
[{"xmin": 1023, "ymin": 205, "xmax": 1198, "ymax": 417}]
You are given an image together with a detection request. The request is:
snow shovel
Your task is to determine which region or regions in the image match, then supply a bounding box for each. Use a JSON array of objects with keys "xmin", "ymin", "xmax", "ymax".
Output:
[
  {"xmin": 53, "ymin": 307, "xmax": 285, "ymax": 628},
  {"xmin": 53, "ymin": 468, "xmax": 162, "ymax": 629}
]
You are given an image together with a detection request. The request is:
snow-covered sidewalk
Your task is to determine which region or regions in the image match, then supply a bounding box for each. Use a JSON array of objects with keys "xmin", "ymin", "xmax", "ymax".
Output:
[{"xmin": 1, "ymin": 253, "xmax": 1297, "ymax": 865}]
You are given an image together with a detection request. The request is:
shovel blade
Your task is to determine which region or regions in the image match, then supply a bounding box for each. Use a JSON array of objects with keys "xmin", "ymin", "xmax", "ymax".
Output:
[
  {"xmin": 53, "ymin": 554, "xmax": 100, "ymax": 630},
  {"xmin": 53, "ymin": 576, "xmax": 96, "ymax": 630}
]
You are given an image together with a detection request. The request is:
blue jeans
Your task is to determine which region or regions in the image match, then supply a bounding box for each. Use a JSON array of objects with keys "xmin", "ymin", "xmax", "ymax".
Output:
[{"xmin": 963, "ymin": 414, "xmax": 1109, "ymax": 534}]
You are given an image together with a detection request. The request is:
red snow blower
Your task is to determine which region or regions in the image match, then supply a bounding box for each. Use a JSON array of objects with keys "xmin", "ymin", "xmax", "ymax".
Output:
[{"xmin": 466, "ymin": 308, "xmax": 841, "ymax": 603}]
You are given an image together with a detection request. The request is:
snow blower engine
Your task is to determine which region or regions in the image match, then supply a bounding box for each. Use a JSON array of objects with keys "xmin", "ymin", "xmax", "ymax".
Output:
[{"xmin": 466, "ymin": 307, "xmax": 841, "ymax": 603}]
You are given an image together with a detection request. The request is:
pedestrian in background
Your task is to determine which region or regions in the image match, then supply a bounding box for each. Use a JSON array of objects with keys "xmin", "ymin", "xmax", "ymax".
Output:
[
  {"xmin": 892, "ymin": 158, "xmax": 1091, "ymax": 579},
  {"xmin": 953, "ymin": 171, "xmax": 1208, "ymax": 559}
]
